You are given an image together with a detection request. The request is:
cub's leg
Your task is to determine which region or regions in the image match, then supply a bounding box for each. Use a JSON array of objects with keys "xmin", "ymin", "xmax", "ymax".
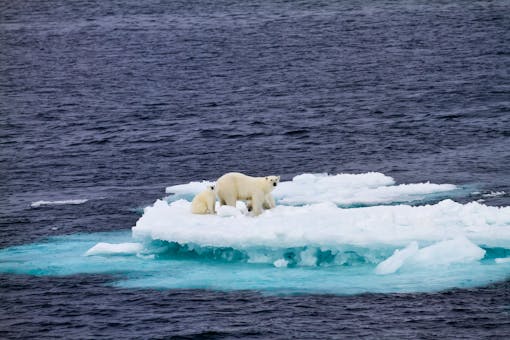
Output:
[{"xmin": 207, "ymin": 197, "xmax": 216, "ymax": 214}]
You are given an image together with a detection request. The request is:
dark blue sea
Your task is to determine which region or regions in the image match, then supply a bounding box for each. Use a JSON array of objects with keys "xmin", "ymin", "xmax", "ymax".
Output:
[{"xmin": 1, "ymin": 0, "xmax": 510, "ymax": 338}]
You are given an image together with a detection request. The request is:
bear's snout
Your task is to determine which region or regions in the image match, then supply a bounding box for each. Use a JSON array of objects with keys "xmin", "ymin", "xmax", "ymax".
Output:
[{"xmin": 273, "ymin": 183, "xmax": 277, "ymax": 187}]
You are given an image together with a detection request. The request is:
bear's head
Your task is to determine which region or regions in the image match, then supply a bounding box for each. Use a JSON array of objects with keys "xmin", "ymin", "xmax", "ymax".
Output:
[{"xmin": 265, "ymin": 176, "xmax": 280, "ymax": 188}]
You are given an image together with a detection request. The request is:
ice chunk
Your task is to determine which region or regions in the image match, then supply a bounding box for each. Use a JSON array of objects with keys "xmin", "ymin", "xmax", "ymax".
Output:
[
  {"xmin": 482, "ymin": 191, "xmax": 506, "ymax": 198},
  {"xmin": 31, "ymin": 199, "xmax": 88, "ymax": 207},
  {"xmin": 85, "ymin": 242, "xmax": 143, "ymax": 256},
  {"xmin": 375, "ymin": 241, "xmax": 419, "ymax": 275},
  {"xmin": 376, "ymin": 238, "xmax": 486, "ymax": 275},
  {"xmin": 409, "ymin": 237, "xmax": 485, "ymax": 266},
  {"xmin": 273, "ymin": 259, "xmax": 289, "ymax": 268},
  {"xmin": 300, "ymin": 248, "xmax": 318, "ymax": 266}
]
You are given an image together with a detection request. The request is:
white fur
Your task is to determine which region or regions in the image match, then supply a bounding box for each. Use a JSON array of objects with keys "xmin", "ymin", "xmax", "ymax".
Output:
[
  {"xmin": 245, "ymin": 194, "xmax": 275, "ymax": 212},
  {"xmin": 190, "ymin": 186, "xmax": 216, "ymax": 214},
  {"xmin": 216, "ymin": 172, "xmax": 279, "ymax": 216}
]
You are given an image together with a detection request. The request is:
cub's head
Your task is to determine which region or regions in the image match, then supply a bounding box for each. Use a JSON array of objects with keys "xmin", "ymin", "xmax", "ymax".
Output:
[{"xmin": 265, "ymin": 176, "xmax": 280, "ymax": 188}]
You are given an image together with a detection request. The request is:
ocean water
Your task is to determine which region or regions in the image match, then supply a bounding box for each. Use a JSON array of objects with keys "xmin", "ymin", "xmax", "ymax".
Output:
[{"xmin": 1, "ymin": 0, "xmax": 510, "ymax": 338}]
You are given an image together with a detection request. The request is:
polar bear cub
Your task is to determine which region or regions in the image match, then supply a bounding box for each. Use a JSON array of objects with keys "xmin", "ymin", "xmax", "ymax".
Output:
[
  {"xmin": 191, "ymin": 185, "xmax": 216, "ymax": 214},
  {"xmin": 215, "ymin": 172, "xmax": 280, "ymax": 216}
]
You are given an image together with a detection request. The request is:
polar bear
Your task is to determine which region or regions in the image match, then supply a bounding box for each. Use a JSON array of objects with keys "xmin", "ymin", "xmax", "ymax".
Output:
[
  {"xmin": 191, "ymin": 185, "xmax": 216, "ymax": 214},
  {"xmin": 215, "ymin": 172, "xmax": 280, "ymax": 216}
]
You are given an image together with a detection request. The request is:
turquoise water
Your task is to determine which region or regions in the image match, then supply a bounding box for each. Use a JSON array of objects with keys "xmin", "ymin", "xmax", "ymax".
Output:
[{"xmin": 1, "ymin": 230, "xmax": 508, "ymax": 295}]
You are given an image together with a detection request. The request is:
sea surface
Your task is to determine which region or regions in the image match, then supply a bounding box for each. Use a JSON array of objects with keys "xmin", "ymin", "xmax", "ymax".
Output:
[{"xmin": 1, "ymin": 0, "xmax": 510, "ymax": 338}]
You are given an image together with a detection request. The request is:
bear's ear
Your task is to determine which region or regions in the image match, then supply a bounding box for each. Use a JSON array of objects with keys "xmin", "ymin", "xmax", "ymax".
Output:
[{"xmin": 277, "ymin": 176, "xmax": 280, "ymax": 181}]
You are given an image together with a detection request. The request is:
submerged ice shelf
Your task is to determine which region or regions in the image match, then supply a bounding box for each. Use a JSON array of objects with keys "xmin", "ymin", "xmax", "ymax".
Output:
[
  {"xmin": 0, "ymin": 229, "xmax": 509, "ymax": 295},
  {"xmin": 1, "ymin": 173, "xmax": 509, "ymax": 295}
]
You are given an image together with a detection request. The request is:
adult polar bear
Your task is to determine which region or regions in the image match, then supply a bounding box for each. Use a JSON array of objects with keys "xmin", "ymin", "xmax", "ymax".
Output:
[{"xmin": 215, "ymin": 172, "xmax": 280, "ymax": 216}]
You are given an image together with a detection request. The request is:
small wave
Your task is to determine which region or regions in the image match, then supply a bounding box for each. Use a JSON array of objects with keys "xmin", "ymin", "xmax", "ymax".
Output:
[
  {"xmin": 30, "ymin": 199, "xmax": 89, "ymax": 208},
  {"xmin": 482, "ymin": 191, "xmax": 506, "ymax": 198},
  {"xmin": 283, "ymin": 129, "xmax": 310, "ymax": 136}
]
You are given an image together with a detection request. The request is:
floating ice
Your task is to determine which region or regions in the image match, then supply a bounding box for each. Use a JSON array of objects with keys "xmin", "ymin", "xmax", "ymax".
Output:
[
  {"xmin": 133, "ymin": 199, "xmax": 510, "ymax": 250},
  {"xmin": 375, "ymin": 242, "xmax": 419, "ymax": 275},
  {"xmin": 376, "ymin": 238, "xmax": 486, "ymax": 275},
  {"xmin": 84, "ymin": 242, "xmax": 143, "ymax": 256},
  {"xmin": 483, "ymin": 191, "xmax": 506, "ymax": 198},
  {"xmin": 31, "ymin": 199, "xmax": 88, "ymax": 207},
  {"xmin": 409, "ymin": 237, "xmax": 486, "ymax": 266},
  {"xmin": 164, "ymin": 173, "xmax": 460, "ymax": 207},
  {"xmin": 1, "ymin": 173, "xmax": 509, "ymax": 295},
  {"xmin": 0, "ymin": 230, "xmax": 508, "ymax": 294},
  {"xmin": 274, "ymin": 173, "xmax": 458, "ymax": 206}
]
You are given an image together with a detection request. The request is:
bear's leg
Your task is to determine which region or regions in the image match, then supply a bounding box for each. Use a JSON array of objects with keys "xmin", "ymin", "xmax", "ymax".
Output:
[
  {"xmin": 245, "ymin": 199, "xmax": 253, "ymax": 212},
  {"xmin": 251, "ymin": 192, "xmax": 264, "ymax": 216},
  {"xmin": 264, "ymin": 195, "xmax": 275, "ymax": 209},
  {"xmin": 225, "ymin": 195, "xmax": 236, "ymax": 207}
]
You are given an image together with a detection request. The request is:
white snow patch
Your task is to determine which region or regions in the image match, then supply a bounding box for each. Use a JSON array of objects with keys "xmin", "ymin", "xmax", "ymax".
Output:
[
  {"xmin": 274, "ymin": 174, "xmax": 456, "ymax": 205},
  {"xmin": 132, "ymin": 199, "xmax": 510, "ymax": 250}
]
